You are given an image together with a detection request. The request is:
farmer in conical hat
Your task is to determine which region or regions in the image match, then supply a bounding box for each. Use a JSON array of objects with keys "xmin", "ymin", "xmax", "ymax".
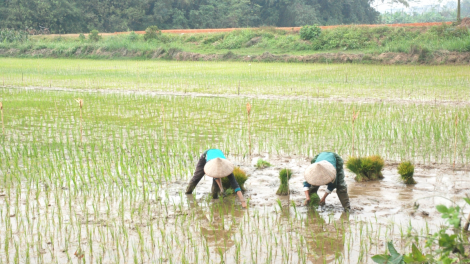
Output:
[
  {"xmin": 303, "ymin": 152, "xmax": 350, "ymax": 211},
  {"xmin": 185, "ymin": 149, "xmax": 247, "ymax": 208}
]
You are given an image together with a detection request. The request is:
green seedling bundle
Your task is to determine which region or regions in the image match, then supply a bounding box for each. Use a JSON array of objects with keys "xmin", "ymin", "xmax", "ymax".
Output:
[
  {"xmin": 346, "ymin": 155, "xmax": 385, "ymax": 182},
  {"xmin": 222, "ymin": 167, "xmax": 248, "ymax": 191},
  {"xmin": 255, "ymin": 159, "xmax": 271, "ymax": 169},
  {"xmin": 397, "ymin": 161, "xmax": 416, "ymax": 184},
  {"xmin": 276, "ymin": 168, "xmax": 293, "ymax": 196}
]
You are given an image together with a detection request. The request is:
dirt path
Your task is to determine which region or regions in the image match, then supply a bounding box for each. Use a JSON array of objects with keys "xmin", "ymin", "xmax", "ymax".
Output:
[{"xmin": 43, "ymin": 22, "xmax": 452, "ymax": 37}]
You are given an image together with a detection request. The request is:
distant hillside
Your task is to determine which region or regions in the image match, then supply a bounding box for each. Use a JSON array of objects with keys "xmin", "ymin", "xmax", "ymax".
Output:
[{"xmin": 0, "ymin": 0, "xmax": 379, "ymax": 34}]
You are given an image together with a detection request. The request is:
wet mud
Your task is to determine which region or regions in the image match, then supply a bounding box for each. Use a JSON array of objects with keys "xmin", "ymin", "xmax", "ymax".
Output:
[{"xmin": 189, "ymin": 154, "xmax": 470, "ymax": 228}]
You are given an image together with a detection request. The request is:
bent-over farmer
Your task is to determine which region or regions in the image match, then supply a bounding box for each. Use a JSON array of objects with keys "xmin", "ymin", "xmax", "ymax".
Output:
[
  {"xmin": 303, "ymin": 152, "xmax": 350, "ymax": 211},
  {"xmin": 185, "ymin": 149, "xmax": 247, "ymax": 208}
]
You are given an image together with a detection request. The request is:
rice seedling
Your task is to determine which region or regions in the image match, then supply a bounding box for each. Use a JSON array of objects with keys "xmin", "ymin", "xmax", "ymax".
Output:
[
  {"xmin": 351, "ymin": 108, "xmax": 359, "ymax": 157},
  {"xmin": 397, "ymin": 161, "xmax": 416, "ymax": 184},
  {"xmin": 255, "ymin": 159, "xmax": 271, "ymax": 169},
  {"xmin": 75, "ymin": 98, "xmax": 84, "ymax": 143},
  {"xmin": 3, "ymin": 58, "xmax": 470, "ymax": 102},
  {"xmin": 246, "ymin": 102, "xmax": 252, "ymax": 156},
  {"xmin": 346, "ymin": 155, "xmax": 385, "ymax": 182},
  {"xmin": 0, "ymin": 101, "xmax": 3, "ymax": 135},
  {"xmin": 276, "ymin": 168, "xmax": 292, "ymax": 196}
]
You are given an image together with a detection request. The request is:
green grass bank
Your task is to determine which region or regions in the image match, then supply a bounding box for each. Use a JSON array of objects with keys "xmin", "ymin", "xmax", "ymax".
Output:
[{"xmin": 2, "ymin": 24, "xmax": 470, "ymax": 64}]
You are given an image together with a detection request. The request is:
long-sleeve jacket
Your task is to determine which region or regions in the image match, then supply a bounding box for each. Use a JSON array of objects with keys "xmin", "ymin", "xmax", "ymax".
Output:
[{"xmin": 303, "ymin": 152, "xmax": 346, "ymax": 193}]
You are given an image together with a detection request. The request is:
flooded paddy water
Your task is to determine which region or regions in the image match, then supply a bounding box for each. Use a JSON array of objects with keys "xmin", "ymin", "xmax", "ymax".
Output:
[{"xmin": 0, "ymin": 62, "xmax": 469, "ymax": 264}]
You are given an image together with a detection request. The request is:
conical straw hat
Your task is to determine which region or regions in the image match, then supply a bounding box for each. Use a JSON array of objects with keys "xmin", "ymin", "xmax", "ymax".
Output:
[
  {"xmin": 204, "ymin": 158, "xmax": 234, "ymax": 178},
  {"xmin": 304, "ymin": 160, "xmax": 336, "ymax": 186}
]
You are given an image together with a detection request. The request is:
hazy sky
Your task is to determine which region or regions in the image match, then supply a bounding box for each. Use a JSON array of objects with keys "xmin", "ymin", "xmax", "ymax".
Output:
[{"xmin": 373, "ymin": 0, "xmax": 454, "ymax": 12}]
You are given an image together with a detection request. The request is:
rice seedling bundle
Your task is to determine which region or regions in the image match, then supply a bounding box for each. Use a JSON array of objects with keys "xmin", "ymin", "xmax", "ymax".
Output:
[
  {"xmin": 276, "ymin": 168, "xmax": 292, "ymax": 195},
  {"xmin": 308, "ymin": 192, "xmax": 320, "ymax": 207},
  {"xmin": 222, "ymin": 167, "xmax": 248, "ymax": 191},
  {"xmin": 397, "ymin": 161, "xmax": 416, "ymax": 184},
  {"xmin": 255, "ymin": 159, "xmax": 271, "ymax": 169},
  {"xmin": 346, "ymin": 155, "xmax": 385, "ymax": 182}
]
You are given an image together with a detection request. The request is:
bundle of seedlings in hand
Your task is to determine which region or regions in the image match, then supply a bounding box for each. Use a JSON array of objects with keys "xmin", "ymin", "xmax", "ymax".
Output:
[
  {"xmin": 222, "ymin": 167, "xmax": 248, "ymax": 192},
  {"xmin": 276, "ymin": 168, "xmax": 293, "ymax": 195},
  {"xmin": 308, "ymin": 193, "xmax": 320, "ymax": 207},
  {"xmin": 255, "ymin": 159, "xmax": 271, "ymax": 169},
  {"xmin": 346, "ymin": 155, "xmax": 384, "ymax": 182},
  {"xmin": 397, "ymin": 161, "xmax": 416, "ymax": 184}
]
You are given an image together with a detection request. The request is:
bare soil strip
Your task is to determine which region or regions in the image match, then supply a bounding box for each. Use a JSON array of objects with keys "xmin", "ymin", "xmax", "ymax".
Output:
[
  {"xmin": 44, "ymin": 22, "xmax": 452, "ymax": 37},
  {"xmin": 9, "ymin": 85, "xmax": 470, "ymax": 107}
]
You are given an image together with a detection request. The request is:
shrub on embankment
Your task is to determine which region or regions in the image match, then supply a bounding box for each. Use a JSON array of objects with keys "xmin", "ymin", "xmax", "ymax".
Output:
[{"xmin": 1, "ymin": 23, "xmax": 469, "ymax": 63}]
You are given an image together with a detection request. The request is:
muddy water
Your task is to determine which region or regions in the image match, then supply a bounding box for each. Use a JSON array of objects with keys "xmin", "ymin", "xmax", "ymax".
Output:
[
  {"xmin": 189, "ymin": 154, "xmax": 470, "ymax": 226},
  {"xmin": 17, "ymin": 86, "xmax": 470, "ymax": 106}
]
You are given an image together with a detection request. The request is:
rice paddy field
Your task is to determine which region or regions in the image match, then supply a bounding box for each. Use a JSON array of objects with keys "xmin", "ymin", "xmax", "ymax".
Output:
[{"xmin": 0, "ymin": 58, "xmax": 469, "ymax": 263}]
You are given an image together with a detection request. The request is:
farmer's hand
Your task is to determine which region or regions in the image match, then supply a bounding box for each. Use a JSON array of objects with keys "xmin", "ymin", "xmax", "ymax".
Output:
[
  {"xmin": 237, "ymin": 191, "xmax": 247, "ymax": 208},
  {"xmin": 303, "ymin": 198, "xmax": 310, "ymax": 206}
]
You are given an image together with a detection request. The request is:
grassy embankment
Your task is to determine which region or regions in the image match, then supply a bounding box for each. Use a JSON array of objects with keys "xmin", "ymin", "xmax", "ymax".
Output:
[{"xmin": 1, "ymin": 24, "xmax": 470, "ymax": 63}]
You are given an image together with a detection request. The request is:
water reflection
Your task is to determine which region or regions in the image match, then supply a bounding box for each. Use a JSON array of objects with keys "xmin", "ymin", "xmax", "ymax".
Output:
[
  {"xmin": 186, "ymin": 194, "xmax": 246, "ymax": 252},
  {"xmin": 303, "ymin": 211, "xmax": 350, "ymax": 263}
]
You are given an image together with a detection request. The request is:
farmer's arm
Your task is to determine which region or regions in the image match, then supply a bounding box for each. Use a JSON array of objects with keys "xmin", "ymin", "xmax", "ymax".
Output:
[
  {"xmin": 302, "ymin": 181, "xmax": 311, "ymax": 205},
  {"xmin": 227, "ymin": 173, "xmax": 246, "ymax": 208},
  {"xmin": 320, "ymin": 192, "xmax": 329, "ymax": 205},
  {"xmin": 320, "ymin": 183, "xmax": 335, "ymax": 205}
]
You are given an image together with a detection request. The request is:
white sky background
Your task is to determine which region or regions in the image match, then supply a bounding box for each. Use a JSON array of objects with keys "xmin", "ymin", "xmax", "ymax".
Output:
[{"xmin": 373, "ymin": 0, "xmax": 455, "ymax": 13}]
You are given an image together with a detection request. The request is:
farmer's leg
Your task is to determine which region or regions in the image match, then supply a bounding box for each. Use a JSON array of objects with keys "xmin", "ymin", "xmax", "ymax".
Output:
[
  {"xmin": 211, "ymin": 179, "xmax": 221, "ymax": 199},
  {"xmin": 185, "ymin": 154, "xmax": 206, "ymax": 194},
  {"xmin": 336, "ymin": 184, "xmax": 351, "ymax": 212}
]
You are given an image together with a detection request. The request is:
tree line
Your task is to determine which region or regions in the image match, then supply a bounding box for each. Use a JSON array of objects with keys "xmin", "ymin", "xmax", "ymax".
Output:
[{"xmin": 0, "ymin": 0, "xmax": 379, "ymax": 34}]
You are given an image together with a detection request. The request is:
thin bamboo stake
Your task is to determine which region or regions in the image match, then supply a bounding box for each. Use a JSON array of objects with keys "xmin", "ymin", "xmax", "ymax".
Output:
[
  {"xmin": 246, "ymin": 102, "xmax": 252, "ymax": 157},
  {"xmin": 453, "ymin": 113, "xmax": 458, "ymax": 170},
  {"xmin": 75, "ymin": 98, "xmax": 83, "ymax": 143},
  {"xmin": 287, "ymin": 168, "xmax": 290, "ymax": 206},
  {"xmin": 351, "ymin": 109, "xmax": 359, "ymax": 157},
  {"xmin": 0, "ymin": 102, "xmax": 4, "ymax": 135}
]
